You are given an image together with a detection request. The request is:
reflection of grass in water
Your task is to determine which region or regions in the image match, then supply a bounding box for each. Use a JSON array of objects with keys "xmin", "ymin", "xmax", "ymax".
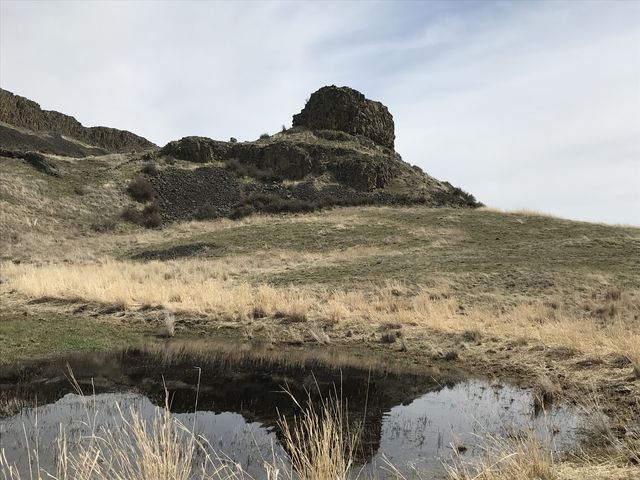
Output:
[
  {"xmin": 0, "ymin": 371, "xmax": 361, "ymax": 480},
  {"xmin": 1, "ymin": 373, "xmax": 638, "ymax": 480}
]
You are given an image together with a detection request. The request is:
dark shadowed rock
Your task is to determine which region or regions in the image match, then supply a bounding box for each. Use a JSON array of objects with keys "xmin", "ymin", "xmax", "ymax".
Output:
[
  {"xmin": 292, "ymin": 86, "xmax": 395, "ymax": 150},
  {"xmin": 0, "ymin": 148, "xmax": 60, "ymax": 177},
  {"xmin": 0, "ymin": 89, "xmax": 156, "ymax": 153},
  {"xmin": 160, "ymin": 136, "xmax": 230, "ymax": 163}
]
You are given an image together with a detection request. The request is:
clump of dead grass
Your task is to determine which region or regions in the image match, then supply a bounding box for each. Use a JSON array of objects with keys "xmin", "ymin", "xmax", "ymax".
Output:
[
  {"xmin": 444, "ymin": 430, "xmax": 557, "ymax": 480},
  {"xmin": 277, "ymin": 388, "xmax": 360, "ymax": 480}
]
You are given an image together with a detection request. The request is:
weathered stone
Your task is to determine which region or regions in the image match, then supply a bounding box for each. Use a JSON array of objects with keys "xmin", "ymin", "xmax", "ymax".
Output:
[
  {"xmin": 0, "ymin": 88, "xmax": 155, "ymax": 152},
  {"xmin": 228, "ymin": 142, "xmax": 315, "ymax": 180},
  {"xmin": 292, "ymin": 86, "xmax": 395, "ymax": 149},
  {"xmin": 160, "ymin": 136, "xmax": 230, "ymax": 163}
]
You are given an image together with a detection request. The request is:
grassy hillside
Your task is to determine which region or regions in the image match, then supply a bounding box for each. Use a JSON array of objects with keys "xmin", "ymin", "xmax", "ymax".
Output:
[{"xmin": 1, "ymin": 150, "xmax": 639, "ymax": 478}]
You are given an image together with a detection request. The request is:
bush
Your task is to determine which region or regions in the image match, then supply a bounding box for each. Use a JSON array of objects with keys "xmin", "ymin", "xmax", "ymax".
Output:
[
  {"xmin": 90, "ymin": 219, "xmax": 117, "ymax": 233},
  {"xmin": 194, "ymin": 204, "xmax": 218, "ymax": 220},
  {"xmin": 229, "ymin": 137, "xmax": 238, "ymax": 143},
  {"xmin": 229, "ymin": 204, "xmax": 255, "ymax": 220},
  {"xmin": 315, "ymin": 130, "xmax": 352, "ymax": 142},
  {"xmin": 141, "ymin": 202, "xmax": 162, "ymax": 228},
  {"xmin": 120, "ymin": 202, "xmax": 162, "ymax": 228},
  {"xmin": 121, "ymin": 205, "xmax": 142, "ymax": 224},
  {"xmin": 241, "ymin": 193, "xmax": 317, "ymax": 215},
  {"xmin": 259, "ymin": 133, "xmax": 270, "ymax": 140},
  {"xmin": 224, "ymin": 158, "xmax": 283, "ymax": 182},
  {"xmin": 127, "ymin": 176, "xmax": 155, "ymax": 203},
  {"xmin": 140, "ymin": 162, "xmax": 158, "ymax": 175}
]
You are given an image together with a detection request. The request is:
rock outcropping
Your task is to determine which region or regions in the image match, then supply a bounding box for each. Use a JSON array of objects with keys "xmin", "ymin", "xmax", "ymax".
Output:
[
  {"xmin": 152, "ymin": 85, "xmax": 479, "ymax": 223},
  {"xmin": 292, "ymin": 86, "xmax": 395, "ymax": 150},
  {"xmin": 0, "ymin": 89, "xmax": 155, "ymax": 153}
]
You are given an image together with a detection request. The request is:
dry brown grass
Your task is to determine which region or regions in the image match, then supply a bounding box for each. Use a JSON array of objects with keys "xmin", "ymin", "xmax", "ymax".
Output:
[
  {"xmin": 0, "ymin": 381, "xmax": 358, "ymax": 480},
  {"xmin": 444, "ymin": 430, "xmax": 556, "ymax": 480},
  {"xmin": 277, "ymin": 389, "xmax": 359, "ymax": 480},
  {"xmin": 3, "ymin": 259, "xmax": 639, "ymax": 367}
]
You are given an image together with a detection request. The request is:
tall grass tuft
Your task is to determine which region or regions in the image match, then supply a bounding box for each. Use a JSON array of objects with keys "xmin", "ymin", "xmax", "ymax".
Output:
[
  {"xmin": 277, "ymin": 386, "xmax": 360, "ymax": 480},
  {"xmin": 444, "ymin": 430, "xmax": 556, "ymax": 480}
]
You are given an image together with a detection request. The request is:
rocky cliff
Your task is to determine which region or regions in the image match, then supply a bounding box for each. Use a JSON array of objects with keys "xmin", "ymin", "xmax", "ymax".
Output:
[
  {"xmin": 153, "ymin": 83, "xmax": 479, "ymax": 224},
  {"xmin": 292, "ymin": 86, "xmax": 395, "ymax": 150},
  {"xmin": 0, "ymin": 88, "xmax": 155, "ymax": 153}
]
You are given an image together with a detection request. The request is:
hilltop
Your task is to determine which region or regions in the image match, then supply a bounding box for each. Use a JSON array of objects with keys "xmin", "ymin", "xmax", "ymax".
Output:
[{"xmin": 0, "ymin": 85, "xmax": 478, "ymax": 228}]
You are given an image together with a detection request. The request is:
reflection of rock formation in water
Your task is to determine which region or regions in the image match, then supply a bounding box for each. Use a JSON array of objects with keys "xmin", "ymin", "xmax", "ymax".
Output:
[{"xmin": 0, "ymin": 345, "xmax": 459, "ymax": 462}]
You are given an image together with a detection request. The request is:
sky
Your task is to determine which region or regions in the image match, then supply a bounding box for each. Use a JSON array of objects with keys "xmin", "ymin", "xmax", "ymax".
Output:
[{"xmin": 1, "ymin": 0, "xmax": 639, "ymax": 225}]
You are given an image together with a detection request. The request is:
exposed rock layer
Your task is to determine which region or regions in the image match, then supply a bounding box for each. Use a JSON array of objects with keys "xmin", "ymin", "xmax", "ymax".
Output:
[
  {"xmin": 0, "ymin": 89, "xmax": 155, "ymax": 153},
  {"xmin": 160, "ymin": 133, "xmax": 400, "ymax": 191},
  {"xmin": 292, "ymin": 86, "xmax": 395, "ymax": 150}
]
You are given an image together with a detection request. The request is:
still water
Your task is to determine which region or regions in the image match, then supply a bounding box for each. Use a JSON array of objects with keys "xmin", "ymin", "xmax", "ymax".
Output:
[{"xmin": 0, "ymin": 340, "xmax": 583, "ymax": 478}]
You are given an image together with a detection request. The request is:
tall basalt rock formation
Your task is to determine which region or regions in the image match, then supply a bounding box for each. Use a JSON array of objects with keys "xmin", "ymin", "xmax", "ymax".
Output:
[
  {"xmin": 0, "ymin": 88, "xmax": 155, "ymax": 152},
  {"xmin": 292, "ymin": 86, "xmax": 395, "ymax": 150}
]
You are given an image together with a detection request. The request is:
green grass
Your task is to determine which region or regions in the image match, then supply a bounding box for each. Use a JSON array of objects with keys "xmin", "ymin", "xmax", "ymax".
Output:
[
  {"xmin": 0, "ymin": 308, "xmax": 147, "ymax": 364},
  {"xmin": 132, "ymin": 206, "xmax": 637, "ymax": 283},
  {"xmin": 128, "ymin": 218, "xmax": 407, "ymax": 258},
  {"xmin": 119, "ymin": 206, "xmax": 640, "ymax": 305}
]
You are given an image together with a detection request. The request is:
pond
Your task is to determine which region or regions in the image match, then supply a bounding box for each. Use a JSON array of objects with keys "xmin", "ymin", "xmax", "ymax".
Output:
[{"xmin": 0, "ymin": 339, "xmax": 584, "ymax": 478}]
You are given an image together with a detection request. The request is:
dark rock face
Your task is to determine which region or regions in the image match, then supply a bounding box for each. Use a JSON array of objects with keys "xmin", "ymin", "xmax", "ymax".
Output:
[
  {"xmin": 160, "ymin": 134, "xmax": 401, "ymax": 190},
  {"xmin": 160, "ymin": 136, "xmax": 230, "ymax": 163},
  {"xmin": 0, "ymin": 148, "xmax": 60, "ymax": 177},
  {"xmin": 150, "ymin": 166, "xmax": 241, "ymax": 221},
  {"xmin": 0, "ymin": 89, "xmax": 156, "ymax": 153},
  {"xmin": 0, "ymin": 124, "xmax": 107, "ymax": 157},
  {"xmin": 292, "ymin": 86, "xmax": 395, "ymax": 150}
]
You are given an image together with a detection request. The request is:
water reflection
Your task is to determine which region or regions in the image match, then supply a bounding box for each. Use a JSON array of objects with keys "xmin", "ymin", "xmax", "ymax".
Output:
[{"xmin": 0, "ymin": 340, "xmax": 583, "ymax": 478}]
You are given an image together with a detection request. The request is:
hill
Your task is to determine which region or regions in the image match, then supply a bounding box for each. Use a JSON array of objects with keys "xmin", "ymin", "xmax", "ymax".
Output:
[
  {"xmin": 0, "ymin": 87, "xmax": 639, "ymax": 478},
  {"xmin": 0, "ymin": 85, "xmax": 478, "ymax": 228},
  {"xmin": 0, "ymin": 88, "xmax": 156, "ymax": 154}
]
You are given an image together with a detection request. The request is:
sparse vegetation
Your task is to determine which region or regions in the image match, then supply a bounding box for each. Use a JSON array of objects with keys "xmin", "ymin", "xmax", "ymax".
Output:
[
  {"xmin": 120, "ymin": 201, "xmax": 162, "ymax": 228},
  {"xmin": 126, "ymin": 176, "xmax": 155, "ymax": 203},
  {"xmin": 140, "ymin": 162, "xmax": 158, "ymax": 175},
  {"xmin": 1, "ymin": 145, "xmax": 638, "ymax": 479}
]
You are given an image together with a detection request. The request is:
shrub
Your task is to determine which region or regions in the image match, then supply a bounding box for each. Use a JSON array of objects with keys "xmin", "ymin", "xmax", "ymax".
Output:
[
  {"xmin": 433, "ymin": 185, "xmax": 479, "ymax": 208},
  {"xmin": 140, "ymin": 162, "xmax": 158, "ymax": 175},
  {"xmin": 229, "ymin": 204, "xmax": 255, "ymax": 220},
  {"xmin": 142, "ymin": 202, "xmax": 162, "ymax": 228},
  {"xmin": 259, "ymin": 133, "xmax": 270, "ymax": 140},
  {"xmin": 121, "ymin": 202, "xmax": 162, "ymax": 228},
  {"xmin": 229, "ymin": 137, "xmax": 238, "ymax": 143},
  {"xmin": 121, "ymin": 205, "xmax": 142, "ymax": 224},
  {"xmin": 242, "ymin": 193, "xmax": 316, "ymax": 214},
  {"xmin": 194, "ymin": 205, "xmax": 218, "ymax": 220},
  {"xmin": 224, "ymin": 158, "xmax": 283, "ymax": 182},
  {"xmin": 315, "ymin": 130, "xmax": 352, "ymax": 142},
  {"xmin": 127, "ymin": 176, "xmax": 155, "ymax": 203},
  {"xmin": 90, "ymin": 219, "xmax": 117, "ymax": 233},
  {"xmin": 381, "ymin": 332, "xmax": 397, "ymax": 343}
]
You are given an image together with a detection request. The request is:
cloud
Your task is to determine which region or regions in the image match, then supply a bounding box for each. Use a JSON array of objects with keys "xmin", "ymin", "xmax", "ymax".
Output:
[{"xmin": 1, "ymin": 0, "xmax": 638, "ymax": 224}]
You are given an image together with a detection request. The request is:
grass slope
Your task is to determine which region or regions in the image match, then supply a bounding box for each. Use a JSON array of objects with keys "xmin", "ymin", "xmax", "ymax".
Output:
[{"xmin": 1, "ymin": 150, "xmax": 639, "ymax": 478}]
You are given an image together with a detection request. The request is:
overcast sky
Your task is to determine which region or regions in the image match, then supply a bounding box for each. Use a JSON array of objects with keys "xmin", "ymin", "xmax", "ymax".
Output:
[{"xmin": 1, "ymin": 0, "xmax": 639, "ymax": 224}]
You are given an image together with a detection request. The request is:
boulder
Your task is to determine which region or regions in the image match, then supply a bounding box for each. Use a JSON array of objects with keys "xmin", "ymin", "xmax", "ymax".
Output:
[
  {"xmin": 160, "ymin": 136, "xmax": 230, "ymax": 163},
  {"xmin": 292, "ymin": 86, "xmax": 395, "ymax": 150}
]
